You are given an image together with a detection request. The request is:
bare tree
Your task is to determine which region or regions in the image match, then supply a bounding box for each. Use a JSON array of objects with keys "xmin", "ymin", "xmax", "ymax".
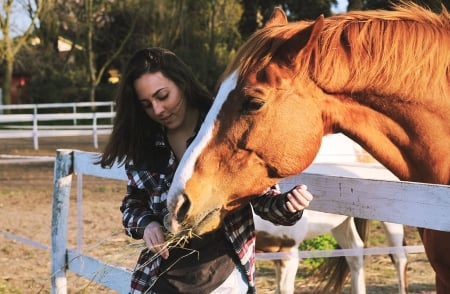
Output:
[
  {"xmin": 29, "ymin": 0, "xmax": 139, "ymax": 104},
  {"xmin": 83, "ymin": 0, "xmax": 138, "ymax": 103},
  {"xmin": 0, "ymin": 0, "xmax": 43, "ymax": 105}
]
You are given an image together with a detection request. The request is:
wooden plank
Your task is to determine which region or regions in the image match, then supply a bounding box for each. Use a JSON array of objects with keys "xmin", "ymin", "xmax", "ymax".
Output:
[
  {"xmin": 2, "ymin": 124, "xmax": 112, "ymax": 129},
  {"xmin": 71, "ymin": 151, "xmax": 450, "ymax": 231},
  {"xmin": 36, "ymin": 112, "xmax": 115, "ymax": 121},
  {"xmin": 281, "ymin": 173, "xmax": 450, "ymax": 231},
  {"xmin": 0, "ymin": 129, "xmax": 112, "ymax": 139},
  {"xmin": 35, "ymin": 129, "xmax": 112, "ymax": 137},
  {"xmin": 73, "ymin": 151, "xmax": 127, "ymax": 181},
  {"xmin": 67, "ymin": 249, "xmax": 132, "ymax": 294},
  {"xmin": 0, "ymin": 130, "xmax": 34, "ymax": 138},
  {"xmin": 0, "ymin": 113, "xmax": 115, "ymax": 123},
  {"xmin": 0, "ymin": 101, "xmax": 114, "ymax": 111},
  {"xmin": 0, "ymin": 114, "xmax": 34, "ymax": 122}
]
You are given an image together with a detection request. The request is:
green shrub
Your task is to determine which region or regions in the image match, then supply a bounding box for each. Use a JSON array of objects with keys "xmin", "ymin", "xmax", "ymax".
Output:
[{"xmin": 298, "ymin": 234, "xmax": 337, "ymax": 269}]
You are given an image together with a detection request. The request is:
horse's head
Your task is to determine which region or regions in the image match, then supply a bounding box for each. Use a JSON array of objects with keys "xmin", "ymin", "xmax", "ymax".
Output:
[{"xmin": 166, "ymin": 8, "xmax": 326, "ymax": 235}]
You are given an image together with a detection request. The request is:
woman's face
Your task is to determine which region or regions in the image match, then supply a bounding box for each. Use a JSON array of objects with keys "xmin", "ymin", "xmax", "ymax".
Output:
[{"xmin": 134, "ymin": 72, "xmax": 188, "ymax": 130}]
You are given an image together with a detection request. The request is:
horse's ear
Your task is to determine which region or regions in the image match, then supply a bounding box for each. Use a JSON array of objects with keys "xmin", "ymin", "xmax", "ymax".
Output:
[
  {"xmin": 265, "ymin": 7, "xmax": 288, "ymax": 27},
  {"xmin": 306, "ymin": 14, "xmax": 324, "ymax": 48},
  {"xmin": 293, "ymin": 14, "xmax": 325, "ymax": 63}
]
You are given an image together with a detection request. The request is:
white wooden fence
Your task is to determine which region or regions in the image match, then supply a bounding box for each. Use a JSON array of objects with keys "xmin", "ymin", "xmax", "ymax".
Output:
[
  {"xmin": 0, "ymin": 102, "xmax": 115, "ymax": 149},
  {"xmin": 50, "ymin": 149, "xmax": 450, "ymax": 294}
]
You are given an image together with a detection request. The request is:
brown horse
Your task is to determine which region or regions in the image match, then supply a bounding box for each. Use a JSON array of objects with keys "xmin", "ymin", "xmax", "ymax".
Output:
[{"xmin": 166, "ymin": 3, "xmax": 450, "ymax": 292}]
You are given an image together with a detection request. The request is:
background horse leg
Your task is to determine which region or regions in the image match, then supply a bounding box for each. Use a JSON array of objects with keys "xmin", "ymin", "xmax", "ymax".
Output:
[
  {"xmin": 274, "ymin": 249, "xmax": 300, "ymax": 294},
  {"xmin": 381, "ymin": 222, "xmax": 408, "ymax": 294},
  {"xmin": 273, "ymin": 260, "xmax": 283, "ymax": 294},
  {"xmin": 331, "ymin": 217, "xmax": 366, "ymax": 294},
  {"xmin": 255, "ymin": 212, "xmax": 308, "ymax": 294}
]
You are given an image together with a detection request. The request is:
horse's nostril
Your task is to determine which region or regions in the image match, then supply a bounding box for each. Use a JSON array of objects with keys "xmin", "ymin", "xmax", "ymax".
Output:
[{"xmin": 176, "ymin": 193, "xmax": 191, "ymax": 223}]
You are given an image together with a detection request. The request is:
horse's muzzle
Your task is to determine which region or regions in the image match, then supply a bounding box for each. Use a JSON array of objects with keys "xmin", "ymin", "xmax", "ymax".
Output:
[{"xmin": 166, "ymin": 193, "xmax": 191, "ymax": 233}]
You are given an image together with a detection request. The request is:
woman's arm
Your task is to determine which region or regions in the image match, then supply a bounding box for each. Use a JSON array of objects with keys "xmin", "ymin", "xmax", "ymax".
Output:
[
  {"xmin": 120, "ymin": 185, "xmax": 158, "ymax": 239},
  {"xmin": 121, "ymin": 164, "xmax": 166, "ymax": 239},
  {"xmin": 251, "ymin": 184, "xmax": 313, "ymax": 226},
  {"xmin": 121, "ymin": 164, "xmax": 170, "ymax": 258}
]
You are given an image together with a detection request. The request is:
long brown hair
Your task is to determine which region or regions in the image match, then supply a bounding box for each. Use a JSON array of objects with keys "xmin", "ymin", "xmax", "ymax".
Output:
[{"xmin": 99, "ymin": 47, "xmax": 212, "ymax": 168}]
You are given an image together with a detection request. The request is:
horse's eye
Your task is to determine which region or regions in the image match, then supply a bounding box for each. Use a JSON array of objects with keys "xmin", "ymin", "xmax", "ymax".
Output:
[{"xmin": 241, "ymin": 97, "xmax": 265, "ymax": 114}]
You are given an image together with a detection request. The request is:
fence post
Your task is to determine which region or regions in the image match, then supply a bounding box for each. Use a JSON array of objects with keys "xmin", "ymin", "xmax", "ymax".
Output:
[
  {"xmin": 51, "ymin": 150, "xmax": 74, "ymax": 294},
  {"xmin": 92, "ymin": 112, "xmax": 98, "ymax": 149},
  {"xmin": 73, "ymin": 104, "xmax": 77, "ymax": 126},
  {"xmin": 110, "ymin": 102, "xmax": 114, "ymax": 124},
  {"xmin": 32, "ymin": 113, "xmax": 39, "ymax": 150},
  {"xmin": 0, "ymin": 88, "xmax": 3, "ymax": 114}
]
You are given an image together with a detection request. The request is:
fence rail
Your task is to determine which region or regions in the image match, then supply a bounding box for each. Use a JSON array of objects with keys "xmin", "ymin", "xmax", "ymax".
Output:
[
  {"xmin": 50, "ymin": 149, "xmax": 450, "ymax": 294},
  {"xmin": 0, "ymin": 101, "xmax": 115, "ymax": 113},
  {"xmin": 0, "ymin": 102, "xmax": 115, "ymax": 149}
]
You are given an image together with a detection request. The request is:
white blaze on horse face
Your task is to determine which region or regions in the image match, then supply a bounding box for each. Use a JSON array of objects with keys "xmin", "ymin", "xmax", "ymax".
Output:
[{"xmin": 166, "ymin": 71, "xmax": 238, "ymax": 203}]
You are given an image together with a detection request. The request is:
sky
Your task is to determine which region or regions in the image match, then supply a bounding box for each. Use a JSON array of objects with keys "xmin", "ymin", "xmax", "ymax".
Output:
[
  {"xmin": 3, "ymin": 0, "xmax": 38, "ymax": 37},
  {"xmin": 333, "ymin": 0, "xmax": 349, "ymax": 13}
]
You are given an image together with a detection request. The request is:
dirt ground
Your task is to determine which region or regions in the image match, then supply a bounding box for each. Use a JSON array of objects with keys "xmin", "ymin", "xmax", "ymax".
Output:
[{"xmin": 0, "ymin": 136, "xmax": 437, "ymax": 293}]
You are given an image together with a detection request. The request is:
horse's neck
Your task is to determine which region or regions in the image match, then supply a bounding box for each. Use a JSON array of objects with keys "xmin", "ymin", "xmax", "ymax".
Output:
[{"xmin": 326, "ymin": 94, "xmax": 450, "ymax": 184}]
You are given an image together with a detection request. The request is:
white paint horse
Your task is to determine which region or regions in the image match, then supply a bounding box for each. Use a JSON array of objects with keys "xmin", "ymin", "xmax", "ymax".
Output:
[
  {"xmin": 254, "ymin": 134, "xmax": 408, "ymax": 294},
  {"xmin": 254, "ymin": 212, "xmax": 407, "ymax": 294}
]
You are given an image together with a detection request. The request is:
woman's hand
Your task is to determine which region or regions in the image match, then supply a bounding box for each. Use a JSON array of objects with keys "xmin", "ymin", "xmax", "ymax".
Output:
[
  {"xmin": 143, "ymin": 221, "xmax": 169, "ymax": 259},
  {"xmin": 285, "ymin": 184, "xmax": 313, "ymax": 213}
]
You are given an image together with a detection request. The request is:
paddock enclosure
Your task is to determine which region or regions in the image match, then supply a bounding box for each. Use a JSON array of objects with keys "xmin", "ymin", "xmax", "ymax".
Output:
[{"xmin": 0, "ymin": 135, "xmax": 440, "ymax": 293}]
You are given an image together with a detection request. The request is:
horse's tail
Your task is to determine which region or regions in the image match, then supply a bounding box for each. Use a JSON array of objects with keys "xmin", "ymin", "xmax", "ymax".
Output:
[{"xmin": 315, "ymin": 218, "xmax": 370, "ymax": 294}]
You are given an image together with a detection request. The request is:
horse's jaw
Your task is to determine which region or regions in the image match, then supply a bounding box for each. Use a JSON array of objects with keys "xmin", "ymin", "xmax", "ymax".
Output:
[{"xmin": 166, "ymin": 192, "xmax": 225, "ymax": 236}]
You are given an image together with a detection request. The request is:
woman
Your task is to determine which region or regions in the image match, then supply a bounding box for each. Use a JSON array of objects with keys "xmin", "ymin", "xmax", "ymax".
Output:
[{"xmin": 99, "ymin": 47, "xmax": 313, "ymax": 294}]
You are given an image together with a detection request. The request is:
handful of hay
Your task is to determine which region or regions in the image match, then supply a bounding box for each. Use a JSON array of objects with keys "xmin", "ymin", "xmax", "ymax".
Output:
[{"xmin": 130, "ymin": 227, "xmax": 196, "ymax": 259}]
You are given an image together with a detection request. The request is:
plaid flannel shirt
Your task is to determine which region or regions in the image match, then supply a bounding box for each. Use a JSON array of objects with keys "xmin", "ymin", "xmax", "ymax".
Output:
[{"xmin": 121, "ymin": 122, "xmax": 303, "ymax": 294}]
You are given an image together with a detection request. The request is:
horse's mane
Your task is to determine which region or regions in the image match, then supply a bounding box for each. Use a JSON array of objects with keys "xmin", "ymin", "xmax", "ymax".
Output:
[{"xmin": 222, "ymin": 3, "xmax": 450, "ymax": 100}]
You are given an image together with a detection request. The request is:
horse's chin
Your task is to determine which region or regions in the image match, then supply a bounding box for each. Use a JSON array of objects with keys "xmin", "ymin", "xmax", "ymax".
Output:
[
  {"xmin": 192, "ymin": 209, "xmax": 223, "ymax": 235},
  {"xmin": 166, "ymin": 208, "xmax": 223, "ymax": 236}
]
